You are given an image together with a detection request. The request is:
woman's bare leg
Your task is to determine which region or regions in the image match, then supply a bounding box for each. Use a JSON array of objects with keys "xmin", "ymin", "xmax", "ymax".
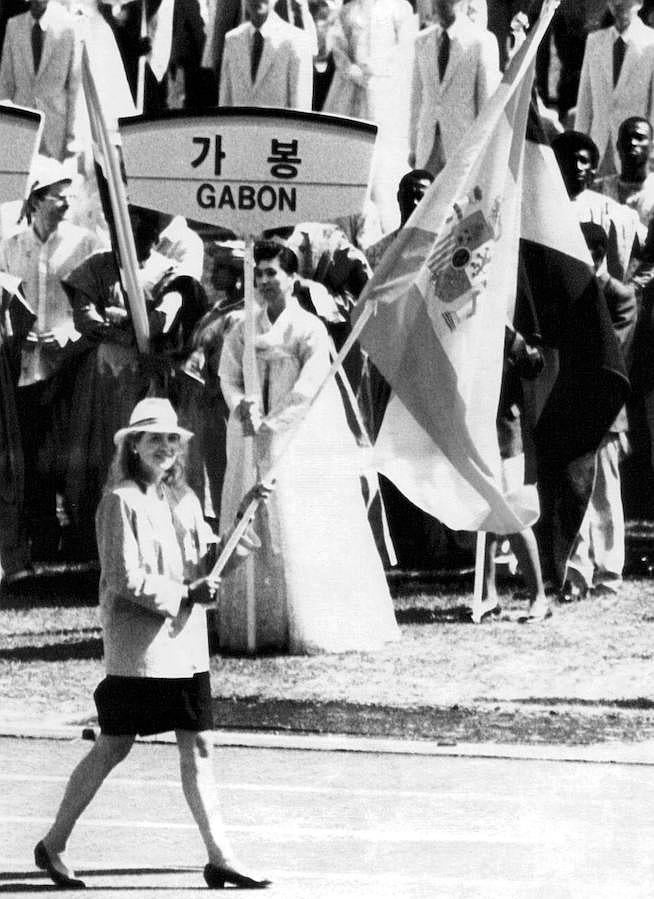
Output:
[
  {"xmin": 176, "ymin": 729, "xmax": 234, "ymax": 866},
  {"xmin": 40, "ymin": 734, "xmax": 135, "ymax": 876}
]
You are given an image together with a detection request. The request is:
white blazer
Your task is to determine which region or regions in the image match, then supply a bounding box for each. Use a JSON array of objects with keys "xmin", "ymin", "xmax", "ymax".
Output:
[
  {"xmin": 0, "ymin": 6, "xmax": 80, "ymax": 161},
  {"xmin": 409, "ymin": 16, "xmax": 499, "ymax": 170},
  {"xmin": 219, "ymin": 12, "xmax": 312, "ymax": 110},
  {"xmin": 576, "ymin": 18, "xmax": 654, "ymax": 172}
]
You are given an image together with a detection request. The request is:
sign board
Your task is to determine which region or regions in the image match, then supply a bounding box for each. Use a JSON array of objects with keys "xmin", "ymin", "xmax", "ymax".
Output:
[
  {"xmin": 0, "ymin": 104, "xmax": 43, "ymax": 199},
  {"xmin": 118, "ymin": 108, "xmax": 377, "ymax": 232}
]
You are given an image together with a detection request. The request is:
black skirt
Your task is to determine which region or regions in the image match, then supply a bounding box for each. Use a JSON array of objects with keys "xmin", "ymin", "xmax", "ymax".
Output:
[{"xmin": 94, "ymin": 671, "xmax": 213, "ymax": 736}]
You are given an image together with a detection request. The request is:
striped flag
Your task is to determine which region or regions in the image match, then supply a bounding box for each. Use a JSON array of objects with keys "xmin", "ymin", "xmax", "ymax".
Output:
[
  {"xmin": 519, "ymin": 109, "xmax": 629, "ymax": 583},
  {"xmin": 80, "ymin": 44, "xmax": 149, "ymax": 353},
  {"xmin": 352, "ymin": 2, "xmax": 562, "ymax": 535},
  {"xmin": 521, "ymin": 110, "xmax": 628, "ymax": 465}
]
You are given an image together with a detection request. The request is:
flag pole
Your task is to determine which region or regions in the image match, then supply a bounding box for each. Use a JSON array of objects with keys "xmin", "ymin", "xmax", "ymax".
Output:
[
  {"xmin": 471, "ymin": 532, "xmax": 486, "ymax": 624},
  {"xmin": 210, "ymin": 301, "xmax": 375, "ymax": 579},
  {"xmin": 327, "ymin": 342, "xmax": 397, "ymax": 566},
  {"xmin": 242, "ymin": 233, "xmax": 259, "ymax": 653},
  {"xmin": 81, "ymin": 45, "xmax": 150, "ymax": 353},
  {"xmin": 137, "ymin": 0, "xmax": 147, "ymax": 114}
]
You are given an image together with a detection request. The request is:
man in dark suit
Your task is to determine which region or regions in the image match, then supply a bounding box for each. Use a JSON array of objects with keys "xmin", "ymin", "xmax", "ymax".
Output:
[{"xmin": 103, "ymin": 0, "xmax": 206, "ymax": 112}]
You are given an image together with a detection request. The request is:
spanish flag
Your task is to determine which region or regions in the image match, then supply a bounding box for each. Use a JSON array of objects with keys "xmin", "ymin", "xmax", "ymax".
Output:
[{"xmin": 352, "ymin": 0, "xmax": 628, "ymax": 551}]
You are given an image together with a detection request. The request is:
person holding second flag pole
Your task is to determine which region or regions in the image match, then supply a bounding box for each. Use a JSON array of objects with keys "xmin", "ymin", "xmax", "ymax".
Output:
[{"xmin": 218, "ymin": 238, "xmax": 400, "ymax": 654}]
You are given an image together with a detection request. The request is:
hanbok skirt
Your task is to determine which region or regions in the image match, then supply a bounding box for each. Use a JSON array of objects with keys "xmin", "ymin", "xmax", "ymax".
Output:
[{"xmin": 218, "ymin": 380, "xmax": 399, "ymax": 654}]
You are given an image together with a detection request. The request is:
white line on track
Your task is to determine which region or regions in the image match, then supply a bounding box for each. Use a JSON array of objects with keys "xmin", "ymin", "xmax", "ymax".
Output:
[
  {"xmin": 0, "ymin": 771, "xmax": 602, "ymax": 804},
  {"xmin": 3, "ymin": 814, "xmax": 642, "ymax": 846},
  {"xmin": 0, "ymin": 771, "xmax": 528, "ymax": 802}
]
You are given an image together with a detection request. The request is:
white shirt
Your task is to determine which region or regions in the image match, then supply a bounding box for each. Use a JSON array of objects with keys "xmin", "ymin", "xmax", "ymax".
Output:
[
  {"xmin": 0, "ymin": 221, "xmax": 102, "ymax": 384},
  {"xmin": 595, "ymin": 172, "xmax": 654, "ymax": 227},
  {"xmin": 612, "ymin": 20, "xmax": 640, "ymax": 46},
  {"xmin": 574, "ymin": 188, "xmax": 645, "ymax": 282}
]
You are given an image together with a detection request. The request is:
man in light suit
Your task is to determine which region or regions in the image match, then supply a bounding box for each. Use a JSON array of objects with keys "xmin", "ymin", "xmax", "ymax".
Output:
[
  {"xmin": 0, "ymin": 0, "xmax": 80, "ymax": 162},
  {"xmin": 201, "ymin": 0, "xmax": 242, "ymax": 101},
  {"xmin": 219, "ymin": 0, "xmax": 313, "ymax": 109},
  {"xmin": 408, "ymin": 0, "xmax": 500, "ymax": 175},
  {"xmin": 576, "ymin": 0, "xmax": 654, "ymax": 175}
]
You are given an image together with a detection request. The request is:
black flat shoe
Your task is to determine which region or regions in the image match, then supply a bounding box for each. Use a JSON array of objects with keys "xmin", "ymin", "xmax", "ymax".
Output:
[
  {"xmin": 34, "ymin": 840, "xmax": 86, "ymax": 889},
  {"xmin": 203, "ymin": 862, "xmax": 272, "ymax": 889}
]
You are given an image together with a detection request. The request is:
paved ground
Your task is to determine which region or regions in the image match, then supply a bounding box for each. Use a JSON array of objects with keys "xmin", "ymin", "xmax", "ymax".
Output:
[{"xmin": 2, "ymin": 733, "xmax": 654, "ymax": 898}]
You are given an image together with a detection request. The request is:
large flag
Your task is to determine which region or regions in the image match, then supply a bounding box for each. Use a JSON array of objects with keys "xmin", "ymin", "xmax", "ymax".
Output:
[
  {"xmin": 80, "ymin": 44, "xmax": 149, "ymax": 353},
  {"xmin": 519, "ymin": 109, "xmax": 629, "ymax": 583},
  {"xmin": 521, "ymin": 110, "xmax": 628, "ymax": 464},
  {"xmin": 352, "ymin": 2, "xmax": 562, "ymax": 535}
]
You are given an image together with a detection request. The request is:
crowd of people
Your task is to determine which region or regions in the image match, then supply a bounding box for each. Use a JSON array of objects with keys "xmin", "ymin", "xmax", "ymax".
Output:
[
  {"xmin": 1, "ymin": 0, "xmax": 654, "ymax": 227},
  {"xmin": 2, "ymin": 0, "xmax": 654, "ymax": 634},
  {"xmin": 0, "ymin": 0, "xmax": 646, "ymax": 231}
]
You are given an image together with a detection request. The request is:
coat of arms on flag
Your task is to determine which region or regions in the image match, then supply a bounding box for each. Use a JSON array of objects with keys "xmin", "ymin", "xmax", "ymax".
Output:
[{"xmin": 425, "ymin": 188, "xmax": 501, "ymax": 330}]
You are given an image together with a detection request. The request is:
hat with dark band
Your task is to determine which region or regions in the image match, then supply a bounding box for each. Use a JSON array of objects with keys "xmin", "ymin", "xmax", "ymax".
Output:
[{"xmin": 113, "ymin": 397, "xmax": 193, "ymax": 445}]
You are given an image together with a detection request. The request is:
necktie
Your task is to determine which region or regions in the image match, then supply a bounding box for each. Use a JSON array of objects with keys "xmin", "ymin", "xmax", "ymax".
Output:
[
  {"xmin": 438, "ymin": 29, "xmax": 450, "ymax": 82},
  {"xmin": 31, "ymin": 21, "xmax": 43, "ymax": 73},
  {"xmin": 290, "ymin": 0, "xmax": 303, "ymax": 29},
  {"xmin": 262, "ymin": 363, "xmax": 270, "ymax": 415},
  {"xmin": 613, "ymin": 36, "xmax": 626, "ymax": 87},
  {"xmin": 276, "ymin": 0, "xmax": 303, "ymax": 28},
  {"xmin": 251, "ymin": 28, "xmax": 263, "ymax": 83}
]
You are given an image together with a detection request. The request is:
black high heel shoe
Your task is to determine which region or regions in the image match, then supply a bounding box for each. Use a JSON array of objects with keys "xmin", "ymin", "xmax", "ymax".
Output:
[
  {"xmin": 34, "ymin": 840, "xmax": 86, "ymax": 889},
  {"xmin": 203, "ymin": 862, "xmax": 272, "ymax": 889}
]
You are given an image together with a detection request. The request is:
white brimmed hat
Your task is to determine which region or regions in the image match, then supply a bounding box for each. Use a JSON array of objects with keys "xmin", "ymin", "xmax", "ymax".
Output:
[
  {"xmin": 27, "ymin": 155, "xmax": 72, "ymax": 197},
  {"xmin": 20, "ymin": 155, "xmax": 74, "ymax": 223},
  {"xmin": 113, "ymin": 397, "xmax": 193, "ymax": 445}
]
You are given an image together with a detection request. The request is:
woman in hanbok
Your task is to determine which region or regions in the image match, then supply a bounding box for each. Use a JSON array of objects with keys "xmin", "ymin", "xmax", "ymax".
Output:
[{"xmin": 218, "ymin": 240, "xmax": 399, "ymax": 654}]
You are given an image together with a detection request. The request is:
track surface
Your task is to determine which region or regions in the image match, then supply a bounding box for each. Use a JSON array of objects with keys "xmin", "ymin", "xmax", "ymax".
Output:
[{"xmin": 2, "ymin": 735, "xmax": 654, "ymax": 897}]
